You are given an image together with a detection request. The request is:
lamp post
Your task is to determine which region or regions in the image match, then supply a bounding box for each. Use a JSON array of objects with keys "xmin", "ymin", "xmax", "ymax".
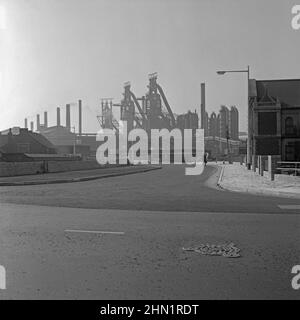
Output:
[{"xmin": 216, "ymin": 66, "xmax": 251, "ymax": 169}]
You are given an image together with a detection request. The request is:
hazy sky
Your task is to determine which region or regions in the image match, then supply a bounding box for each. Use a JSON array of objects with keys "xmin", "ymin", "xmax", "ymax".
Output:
[{"xmin": 0, "ymin": 0, "xmax": 300, "ymax": 132}]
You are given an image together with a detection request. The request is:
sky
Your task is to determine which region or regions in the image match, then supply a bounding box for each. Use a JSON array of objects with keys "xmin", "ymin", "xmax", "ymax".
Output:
[{"xmin": 0, "ymin": 0, "xmax": 300, "ymax": 132}]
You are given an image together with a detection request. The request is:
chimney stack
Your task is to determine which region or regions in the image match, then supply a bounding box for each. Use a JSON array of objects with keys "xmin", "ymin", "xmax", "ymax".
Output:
[
  {"xmin": 44, "ymin": 111, "xmax": 48, "ymax": 128},
  {"xmin": 78, "ymin": 99, "xmax": 82, "ymax": 135},
  {"xmin": 201, "ymin": 83, "xmax": 205, "ymax": 130},
  {"xmin": 57, "ymin": 107, "xmax": 61, "ymax": 126},
  {"xmin": 30, "ymin": 121, "xmax": 34, "ymax": 131},
  {"xmin": 36, "ymin": 114, "xmax": 40, "ymax": 131},
  {"xmin": 24, "ymin": 118, "xmax": 28, "ymax": 129},
  {"xmin": 66, "ymin": 104, "xmax": 71, "ymax": 130}
]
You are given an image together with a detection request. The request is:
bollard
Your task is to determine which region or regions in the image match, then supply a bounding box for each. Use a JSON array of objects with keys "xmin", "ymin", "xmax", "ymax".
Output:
[
  {"xmin": 258, "ymin": 156, "xmax": 263, "ymax": 176},
  {"xmin": 258, "ymin": 156, "xmax": 264, "ymax": 177},
  {"xmin": 252, "ymin": 155, "xmax": 257, "ymax": 172},
  {"xmin": 260, "ymin": 156, "xmax": 265, "ymax": 177},
  {"xmin": 268, "ymin": 155, "xmax": 274, "ymax": 181}
]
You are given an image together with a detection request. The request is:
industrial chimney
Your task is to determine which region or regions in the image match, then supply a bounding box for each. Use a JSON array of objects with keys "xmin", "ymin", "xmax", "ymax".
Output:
[
  {"xmin": 24, "ymin": 118, "xmax": 28, "ymax": 129},
  {"xmin": 57, "ymin": 107, "xmax": 61, "ymax": 126},
  {"xmin": 36, "ymin": 114, "xmax": 40, "ymax": 131},
  {"xmin": 30, "ymin": 121, "xmax": 34, "ymax": 132},
  {"xmin": 78, "ymin": 99, "xmax": 82, "ymax": 136},
  {"xmin": 201, "ymin": 83, "xmax": 205, "ymax": 130},
  {"xmin": 44, "ymin": 111, "xmax": 48, "ymax": 128},
  {"xmin": 66, "ymin": 104, "xmax": 71, "ymax": 130}
]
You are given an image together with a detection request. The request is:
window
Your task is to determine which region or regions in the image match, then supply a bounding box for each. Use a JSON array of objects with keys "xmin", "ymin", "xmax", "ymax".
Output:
[
  {"xmin": 255, "ymin": 137, "xmax": 280, "ymax": 155},
  {"xmin": 285, "ymin": 117, "xmax": 295, "ymax": 136},
  {"xmin": 285, "ymin": 142, "xmax": 295, "ymax": 161},
  {"xmin": 258, "ymin": 112, "xmax": 277, "ymax": 135}
]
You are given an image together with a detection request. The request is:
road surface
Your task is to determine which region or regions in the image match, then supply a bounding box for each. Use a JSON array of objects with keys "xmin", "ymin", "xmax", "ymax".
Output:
[{"xmin": 0, "ymin": 164, "xmax": 299, "ymax": 299}]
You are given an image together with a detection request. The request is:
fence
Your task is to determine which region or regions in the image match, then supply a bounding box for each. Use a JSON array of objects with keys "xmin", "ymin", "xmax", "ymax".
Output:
[{"xmin": 241, "ymin": 155, "xmax": 299, "ymax": 181}]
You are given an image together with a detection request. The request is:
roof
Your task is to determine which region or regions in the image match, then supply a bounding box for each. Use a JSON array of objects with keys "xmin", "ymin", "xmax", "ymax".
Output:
[
  {"xmin": 27, "ymin": 131, "xmax": 56, "ymax": 150},
  {"xmin": 0, "ymin": 127, "xmax": 56, "ymax": 151},
  {"xmin": 0, "ymin": 127, "xmax": 20, "ymax": 135},
  {"xmin": 255, "ymin": 79, "xmax": 300, "ymax": 107}
]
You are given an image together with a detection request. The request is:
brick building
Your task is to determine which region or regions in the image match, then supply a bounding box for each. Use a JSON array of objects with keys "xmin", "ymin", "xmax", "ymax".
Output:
[{"xmin": 249, "ymin": 79, "xmax": 300, "ymax": 161}]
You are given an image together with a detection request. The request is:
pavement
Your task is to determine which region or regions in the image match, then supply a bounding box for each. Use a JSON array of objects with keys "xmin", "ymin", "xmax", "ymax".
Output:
[
  {"xmin": 0, "ymin": 165, "xmax": 161, "ymax": 186},
  {"xmin": 218, "ymin": 162, "xmax": 300, "ymax": 199},
  {"xmin": 0, "ymin": 164, "xmax": 299, "ymax": 299}
]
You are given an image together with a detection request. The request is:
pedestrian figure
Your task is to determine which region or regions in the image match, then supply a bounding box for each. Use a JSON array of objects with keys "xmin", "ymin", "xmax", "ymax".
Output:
[{"xmin": 204, "ymin": 152, "xmax": 208, "ymax": 166}]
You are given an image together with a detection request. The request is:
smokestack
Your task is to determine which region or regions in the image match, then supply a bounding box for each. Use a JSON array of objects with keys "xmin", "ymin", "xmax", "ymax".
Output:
[
  {"xmin": 57, "ymin": 107, "xmax": 61, "ymax": 126},
  {"xmin": 201, "ymin": 83, "xmax": 205, "ymax": 130},
  {"xmin": 78, "ymin": 99, "xmax": 82, "ymax": 135},
  {"xmin": 66, "ymin": 104, "xmax": 71, "ymax": 130},
  {"xmin": 44, "ymin": 111, "xmax": 48, "ymax": 128},
  {"xmin": 30, "ymin": 121, "xmax": 34, "ymax": 132},
  {"xmin": 36, "ymin": 114, "xmax": 40, "ymax": 131},
  {"xmin": 24, "ymin": 118, "xmax": 28, "ymax": 129}
]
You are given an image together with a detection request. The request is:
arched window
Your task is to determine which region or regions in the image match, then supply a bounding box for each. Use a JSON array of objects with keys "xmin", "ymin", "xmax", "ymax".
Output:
[{"xmin": 285, "ymin": 117, "xmax": 294, "ymax": 135}]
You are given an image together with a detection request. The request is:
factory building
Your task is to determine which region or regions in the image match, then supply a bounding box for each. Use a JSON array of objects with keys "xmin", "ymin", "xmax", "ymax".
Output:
[
  {"xmin": 229, "ymin": 106, "xmax": 239, "ymax": 141},
  {"xmin": 176, "ymin": 110, "xmax": 199, "ymax": 131},
  {"xmin": 28, "ymin": 101, "xmax": 98, "ymax": 158},
  {"xmin": 100, "ymin": 74, "xmax": 200, "ymax": 135},
  {"xmin": 202, "ymin": 105, "xmax": 240, "ymax": 159},
  {"xmin": 219, "ymin": 105, "xmax": 230, "ymax": 139},
  {"xmin": 208, "ymin": 112, "xmax": 218, "ymax": 138},
  {"xmin": 0, "ymin": 127, "xmax": 57, "ymax": 161},
  {"xmin": 199, "ymin": 81, "xmax": 240, "ymax": 159},
  {"xmin": 206, "ymin": 106, "xmax": 239, "ymax": 141}
]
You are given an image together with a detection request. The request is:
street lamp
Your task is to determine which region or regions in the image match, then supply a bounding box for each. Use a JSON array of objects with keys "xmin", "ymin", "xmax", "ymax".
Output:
[{"xmin": 216, "ymin": 66, "xmax": 251, "ymax": 170}]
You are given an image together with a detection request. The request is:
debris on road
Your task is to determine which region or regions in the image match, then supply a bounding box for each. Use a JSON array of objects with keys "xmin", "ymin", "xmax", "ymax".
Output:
[{"xmin": 183, "ymin": 242, "xmax": 241, "ymax": 258}]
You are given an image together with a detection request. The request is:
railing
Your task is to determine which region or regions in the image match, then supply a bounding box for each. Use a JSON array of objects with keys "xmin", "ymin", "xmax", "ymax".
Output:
[
  {"xmin": 242, "ymin": 156, "xmax": 300, "ymax": 180},
  {"xmin": 276, "ymin": 161, "xmax": 300, "ymax": 176},
  {"xmin": 204, "ymin": 136, "xmax": 240, "ymax": 146}
]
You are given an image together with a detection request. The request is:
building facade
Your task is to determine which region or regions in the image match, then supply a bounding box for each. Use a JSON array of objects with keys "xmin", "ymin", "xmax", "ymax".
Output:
[{"xmin": 249, "ymin": 79, "xmax": 300, "ymax": 161}]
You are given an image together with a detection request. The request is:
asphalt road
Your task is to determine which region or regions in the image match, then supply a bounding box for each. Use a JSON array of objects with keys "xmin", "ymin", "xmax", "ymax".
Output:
[
  {"xmin": 0, "ymin": 164, "xmax": 299, "ymax": 299},
  {"xmin": 0, "ymin": 165, "xmax": 298, "ymax": 213}
]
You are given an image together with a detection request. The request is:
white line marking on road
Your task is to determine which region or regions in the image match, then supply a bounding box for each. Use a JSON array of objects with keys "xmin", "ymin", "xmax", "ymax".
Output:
[
  {"xmin": 278, "ymin": 205, "xmax": 300, "ymax": 210},
  {"xmin": 65, "ymin": 229, "xmax": 125, "ymax": 235}
]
